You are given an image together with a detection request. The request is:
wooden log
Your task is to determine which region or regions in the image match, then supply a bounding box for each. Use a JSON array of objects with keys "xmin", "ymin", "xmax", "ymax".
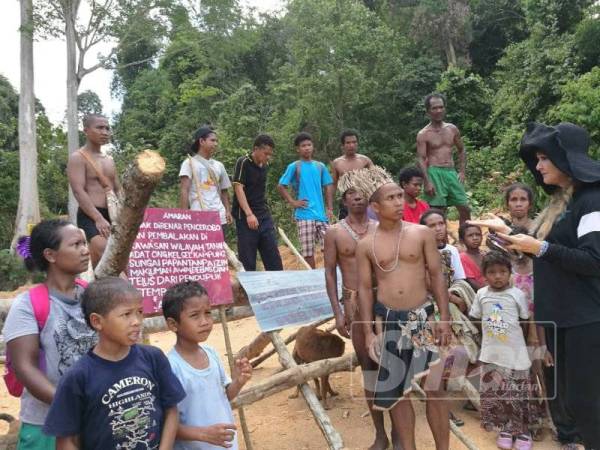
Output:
[
  {"xmin": 232, "ymin": 352, "xmax": 356, "ymax": 409},
  {"xmin": 142, "ymin": 306, "xmax": 254, "ymax": 334},
  {"xmin": 95, "ymin": 150, "xmax": 166, "ymax": 278},
  {"xmin": 219, "ymin": 306, "xmax": 254, "ymax": 450},
  {"xmin": 225, "ymin": 242, "xmax": 245, "ymax": 272},
  {"xmin": 237, "ymin": 332, "xmax": 272, "ymax": 361},
  {"xmin": 269, "ymin": 331, "xmax": 344, "ymax": 450},
  {"xmin": 278, "ymin": 227, "xmax": 312, "ymax": 270},
  {"xmin": 250, "ymin": 320, "xmax": 334, "ymax": 368},
  {"xmin": 447, "ymin": 376, "xmax": 481, "ymax": 411}
]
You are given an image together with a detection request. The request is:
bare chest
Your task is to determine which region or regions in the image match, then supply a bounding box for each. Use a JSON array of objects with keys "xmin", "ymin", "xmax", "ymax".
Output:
[
  {"xmin": 425, "ymin": 128, "xmax": 455, "ymax": 152},
  {"xmin": 336, "ymin": 157, "xmax": 369, "ymax": 174}
]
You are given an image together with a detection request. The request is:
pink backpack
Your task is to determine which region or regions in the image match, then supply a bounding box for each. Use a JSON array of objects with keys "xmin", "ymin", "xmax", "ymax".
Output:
[{"xmin": 3, "ymin": 279, "xmax": 88, "ymax": 397}]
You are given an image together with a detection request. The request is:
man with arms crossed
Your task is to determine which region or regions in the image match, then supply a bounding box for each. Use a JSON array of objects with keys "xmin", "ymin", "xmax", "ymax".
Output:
[
  {"xmin": 67, "ymin": 114, "xmax": 119, "ymax": 268},
  {"xmin": 355, "ymin": 166, "xmax": 452, "ymax": 450},
  {"xmin": 417, "ymin": 93, "xmax": 470, "ymax": 224},
  {"xmin": 331, "ymin": 129, "xmax": 373, "ymax": 219},
  {"xmin": 324, "ymin": 175, "xmax": 392, "ymax": 450}
]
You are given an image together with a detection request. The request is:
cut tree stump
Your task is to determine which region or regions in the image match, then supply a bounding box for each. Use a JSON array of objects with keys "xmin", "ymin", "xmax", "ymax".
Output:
[
  {"xmin": 232, "ymin": 352, "xmax": 356, "ymax": 409},
  {"xmin": 269, "ymin": 331, "xmax": 344, "ymax": 450},
  {"xmin": 95, "ymin": 150, "xmax": 165, "ymax": 278}
]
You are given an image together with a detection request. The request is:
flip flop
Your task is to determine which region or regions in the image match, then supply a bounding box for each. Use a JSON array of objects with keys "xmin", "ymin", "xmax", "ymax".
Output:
[{"xmin": 449, "ymin": 412, "xmax": 464, "ymax": 427}]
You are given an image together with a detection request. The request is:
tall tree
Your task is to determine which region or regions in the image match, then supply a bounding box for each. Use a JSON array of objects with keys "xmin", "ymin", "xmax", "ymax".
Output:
[
  {"xmin": 35, "ymin": 0, "xmax": 166, "ymax": 221},
  {"xmin": 13, "ymin": 0, "xmax": 40, "ymax": 248}
]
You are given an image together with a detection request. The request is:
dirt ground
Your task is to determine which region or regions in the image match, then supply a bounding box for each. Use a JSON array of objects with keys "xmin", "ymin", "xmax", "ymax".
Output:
[{"xmin": 0, "ymin": 238, "xmax": 564, "ymax": 449}]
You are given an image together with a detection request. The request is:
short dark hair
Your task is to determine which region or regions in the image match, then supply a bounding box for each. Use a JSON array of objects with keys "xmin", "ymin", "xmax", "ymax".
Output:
[
  {"xmin": 82, "ymin": 114, "xmax": 107, "ymax": 128},
  {"xmin": 504, "ymin": 182, "xmax": 534, "ymax": 207},
  {"xmin": 162, "ymin": 280, "xmax": 209, "ymax": 322},
  {"xmin": 424, "ymin": 93, "xmax": 446, "ymax": 111},
  {"xmin": 458, "ymin": 223, "xmax": 481, "ymax": 241},
  {"xmin": 190, "ymin": 125, "xmax": 216, "ymax": 154},
  {"xmin": 340, "ymin": 129, "xmax": 359, "ymax": 144},
  {"xmin": 23, "ymin": 219, "xmax": 73, "ymax": 272},
  {"xmin": 420, "ymin": 208, "xmax": 446, "ymax": 225},
  {"xmin": 293, "ymin": 132, "xmax": 313, "ymax": 147},
  {"xmin": 482, "ymin": 251, "xmax": 512, "ymax": 273},
  {"xmin": 253, "ymin": 134, "xmax": 275, "ymax": 149},
  {"xmin": 398, "ymin": 166, "xmax": 425, "ymax": 187},
  {"xmin": 81, "ymin": 277, "xmax": 141, "ymax": 328}
]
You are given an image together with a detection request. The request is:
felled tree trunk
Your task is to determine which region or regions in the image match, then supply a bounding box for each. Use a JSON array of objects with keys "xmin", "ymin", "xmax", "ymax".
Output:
[
  {"xmin": 95, "ymin": 150, "xmax": 165, "ymax": 278},
  {"xmin": 231, "ymin": 352, "xmax": 356, "ymax": 409}
]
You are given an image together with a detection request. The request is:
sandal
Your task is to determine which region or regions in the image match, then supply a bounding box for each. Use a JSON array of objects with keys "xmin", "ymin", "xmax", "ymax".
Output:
[
  {"xmin": 449, "ymin": 412, "xmax": 464, "ymax": 427},
  {"xmin": 496, "ymin": 432, "xmax": 513, "ymax": 450},
  {"xmin": 513, "ymin": 434, "xmax": 533, "ymax": 450}
]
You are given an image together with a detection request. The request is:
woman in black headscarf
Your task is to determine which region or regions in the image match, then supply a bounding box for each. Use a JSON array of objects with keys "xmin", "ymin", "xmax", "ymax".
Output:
[{"xmin": 472, "ymin": 122, "xmax": 600, "ymax": 449}]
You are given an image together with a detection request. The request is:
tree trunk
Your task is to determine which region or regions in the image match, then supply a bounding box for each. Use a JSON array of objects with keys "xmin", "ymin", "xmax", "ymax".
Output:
[
  {"xmin": 65, "ymin": 0, "xmax": 81, "ymax": 222},
  {"xmin": 12, "ymin": 0, "xmax": 40, "ymax": 250},
  {"xmin": 94, "ymin": 150, "xmax": 165, "ymax": 278},
  {"xmin": 231, "ymin": 352, "xmax": 356, "ymax": 409}
]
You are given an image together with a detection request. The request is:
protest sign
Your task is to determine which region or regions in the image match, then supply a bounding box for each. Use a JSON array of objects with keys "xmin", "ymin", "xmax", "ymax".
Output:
[
  {"xmin": 237, "ymin": 269, "xmax": 337, "ymax": 331},
  {"xmin": 128, "ymin": 208, "xmax": 233, "ymax": 313}
]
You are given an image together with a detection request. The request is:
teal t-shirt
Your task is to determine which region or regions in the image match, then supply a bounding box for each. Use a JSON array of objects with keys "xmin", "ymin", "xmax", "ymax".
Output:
[{"xmin": 279, "ymin": 160, "xmax": 333, "ymax": 222}]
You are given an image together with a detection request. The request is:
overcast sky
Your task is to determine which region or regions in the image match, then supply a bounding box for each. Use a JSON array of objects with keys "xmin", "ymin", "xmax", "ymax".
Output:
[{"xmin": 0, "ymin": 0, "xmax": 284, "ymax": 125}]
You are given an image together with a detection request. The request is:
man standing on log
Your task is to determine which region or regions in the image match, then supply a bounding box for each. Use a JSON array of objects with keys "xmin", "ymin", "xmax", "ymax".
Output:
[
  {"xmin": 179, "ymin": 126, "xmax": 232, "ymax": 233},
  {"xmin": 324, "ymin": 173, "xmax": 393, "ymax": 450},
  {"xmin": 331, "ymin": 129, "xmax": 373, "ymax": 219},
  {"xmin": 355, "ymin": 166, "xmax": 452, "ymax": 450},
  {"xmin": 232, "ymin": 134, "xmax": 283, "ymax": 271},
  {"xmin": 67, "ymin": 114, "xmax": 119, "ymax": 267},
  {"xmin": 416, "ymin": 93, "xmax": 470, "ymax": 224}
]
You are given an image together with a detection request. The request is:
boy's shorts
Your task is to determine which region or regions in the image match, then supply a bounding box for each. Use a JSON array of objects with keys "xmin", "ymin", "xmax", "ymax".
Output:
[
  {"xmin": 296, "ymin": 219, "xmax": 328, "ymax": 257},
  {"xmin": 17, "ymin": 423, "xmax": 55, "ymax": 450},
  {"xmin": 423, "ymin": 166, "xmax": 468, "ymax": 207}
]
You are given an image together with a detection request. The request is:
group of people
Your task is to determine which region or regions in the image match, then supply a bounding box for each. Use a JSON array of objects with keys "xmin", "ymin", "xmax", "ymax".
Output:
[
  {"xmin": 67, "ymin": 93, "xmax": 470, "ymax": 273},
  {"xmin": 3, "ymin": 89, "xmax": 600, "ymax": 450}
]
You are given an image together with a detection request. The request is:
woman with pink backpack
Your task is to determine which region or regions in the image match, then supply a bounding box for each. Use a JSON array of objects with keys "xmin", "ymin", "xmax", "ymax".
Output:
[{"xmin": 3, "ymin": 219, "xmax": 97, "ymax": 449}]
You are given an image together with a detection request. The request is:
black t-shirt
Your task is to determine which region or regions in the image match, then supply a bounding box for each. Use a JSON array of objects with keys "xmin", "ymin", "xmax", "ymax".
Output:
[
  {"xmin": 232, "ymin": 154, "xmax": 270, "ymax": 220},
  {"xmin": 534, "ymin": 184, "xmax": 600, "ymax": 328}
]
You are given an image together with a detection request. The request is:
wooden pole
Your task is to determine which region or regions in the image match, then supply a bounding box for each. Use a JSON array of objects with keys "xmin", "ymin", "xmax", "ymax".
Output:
[
  {"xmin": 250, "ymin": 320, "xmax": 334, "ymax": 368},
  {"xmin": 278, "ymin": 227, "xmax": 312, "ymax": 270},
  {"xmin": 232, "ymin": 352, "xmax": 356, "ymax": 409},
  {"xmin": 219, "ymin": 306, "xmax": 254, "ymax": 450},
  {"xmin": 269, "ymin": 331, "xmax": 344, "ymax": 450},
  {"xmin": 409, "ymin": 381, "xmax": 479, "ymax": 450}
]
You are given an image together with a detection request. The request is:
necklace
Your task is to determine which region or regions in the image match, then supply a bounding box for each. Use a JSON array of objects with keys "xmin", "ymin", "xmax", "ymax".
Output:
[
  {"xmin": 341, "ymin": 218, "xmax": 369, "ymax": 241},
  {"xmin": 372, "ymin": 223, "xmax": 403, "ymax": 272}
]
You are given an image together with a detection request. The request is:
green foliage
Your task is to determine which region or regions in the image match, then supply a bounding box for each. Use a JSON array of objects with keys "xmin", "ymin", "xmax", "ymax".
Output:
[
  {"xmin": 0, "ymin": 75, "xmax": 19, "ymax": 152},
  {"xmin": 547, "ymin": 67, "xmax": 600, "ymax": 157},
  {"xmin": 436, "ymin": 67, "xmax": 492, "ymax": 146},
  {"xmin": 0, "ymin": 250, "xmax": 31, "ymax": 291},
  {"xmin": 0, "ymin": 151, "xmax": 20, "ymax": 248},
  {"xmin": 574, "ymin": 18, "xmax": 600, "ymax": 73},
  {"xmin": 469, "ymin": 0, "xmax": 528, "ymax": 76}
]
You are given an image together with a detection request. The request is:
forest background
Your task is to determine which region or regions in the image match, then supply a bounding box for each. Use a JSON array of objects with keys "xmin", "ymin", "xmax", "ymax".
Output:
[{"xmin": 1, "ymin": 0, "xmax": 599, "ymax": 289}]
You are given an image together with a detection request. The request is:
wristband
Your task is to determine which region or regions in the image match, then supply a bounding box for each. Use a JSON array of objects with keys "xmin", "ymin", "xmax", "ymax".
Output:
[{"xmin": 536, "ymin": 240, "xmax": 549, "ymax": 258}]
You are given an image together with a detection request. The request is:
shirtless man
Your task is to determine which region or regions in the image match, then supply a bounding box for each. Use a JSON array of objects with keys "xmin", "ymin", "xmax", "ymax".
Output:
[
  {"xmin": 355, "ymin": 166, "xmax": 452, "ymax": 450},
  {"xmin": 416, "ymin": 93, "xmax": 470, "ymax": 224},
  {"xmin": 331, "ymin": 129, "xmax": 373, "ymax": 219},
  {"xmin": 67, "ymin": 114, "xmax": 118, "ymax": 267},
  {"xmin": 324, "ymin": 183, "xmax": 391, "ymax": 450}
]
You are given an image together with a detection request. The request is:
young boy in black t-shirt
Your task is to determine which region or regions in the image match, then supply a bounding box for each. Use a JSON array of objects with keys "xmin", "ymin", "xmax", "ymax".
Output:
[{"xmin": 43, "ymin": 277, "xmax": 185, "ymax": 450}]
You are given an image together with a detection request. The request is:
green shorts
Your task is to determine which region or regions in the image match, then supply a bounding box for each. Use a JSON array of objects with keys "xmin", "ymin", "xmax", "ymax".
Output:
[
  {"xmin": 17, "ymin": 423, "xmax": 55, "ymax": 450},
  {"xmin": 423, "ymin": 166, "xmax": 468, "ymax": 207}
]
